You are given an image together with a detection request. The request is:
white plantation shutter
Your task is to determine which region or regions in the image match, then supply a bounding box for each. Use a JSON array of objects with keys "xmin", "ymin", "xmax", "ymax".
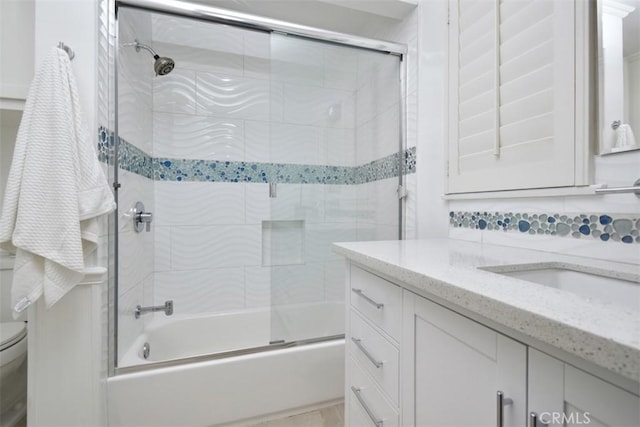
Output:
[{"xmin": 448, "ymin": 0, "xmax": 576, "ymax": 193}]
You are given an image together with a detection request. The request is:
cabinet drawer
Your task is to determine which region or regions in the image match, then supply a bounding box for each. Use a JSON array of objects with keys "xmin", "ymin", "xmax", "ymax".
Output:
[
  {"xmin": 349, "ymin": 357, "xmax": 398, "ymax": 427},
  {"xmin": 350, "ymin": 310, "xmax": 399, "ymax": 406},
  {"xmin": 350, "ymin": 265, "xmax": 402, "ymax": 340}
]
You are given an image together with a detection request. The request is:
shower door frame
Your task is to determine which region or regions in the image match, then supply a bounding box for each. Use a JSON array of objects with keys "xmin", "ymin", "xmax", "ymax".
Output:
[{"xmin": 110, "ymin": 0, "xmax": 409, "ymax": 376}]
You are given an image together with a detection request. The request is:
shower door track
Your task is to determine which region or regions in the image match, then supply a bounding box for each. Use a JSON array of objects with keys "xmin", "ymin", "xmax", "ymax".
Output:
[
  {"xmin": 116, "ymin": 334, "xmax": 345, "ymax": 375},
  {"xmin": 115, "ymin": 0, "xmax": 407, "ymax": 56}
]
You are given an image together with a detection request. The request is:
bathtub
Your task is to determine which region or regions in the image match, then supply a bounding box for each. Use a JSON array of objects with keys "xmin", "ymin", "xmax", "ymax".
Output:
[{"xmin": 107, "ymin": 303, "xmax": 345, "ymax": 426}]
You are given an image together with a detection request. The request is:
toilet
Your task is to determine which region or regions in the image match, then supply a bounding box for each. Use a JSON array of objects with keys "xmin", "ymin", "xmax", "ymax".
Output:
[
  {"xmin": 0, "ymin": 322, "xmax": 27, "ymax": 426},
  {"xmin": 0, "ymin": 258, "xmax": 27, "ymax": 426}
]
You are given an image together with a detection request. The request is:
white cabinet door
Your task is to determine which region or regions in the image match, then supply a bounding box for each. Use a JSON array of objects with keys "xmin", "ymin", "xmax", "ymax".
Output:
[
  {"xmin": 529, "ymin": 349, "xmax": 640, "ymax": 427},
  {"xmin": 403, "ymin": 291, "xmax": 527, "ymax": 427},
  {"xmin": 0, "ymin": 0, "xmax": 35, "ymax": 101},
  {"xmin": 447, "ymin": 0, "xmax": 582, "ymax": 193}
]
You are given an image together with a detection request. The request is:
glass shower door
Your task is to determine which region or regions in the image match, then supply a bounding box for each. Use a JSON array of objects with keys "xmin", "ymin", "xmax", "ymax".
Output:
[{"xmin": 267, "ymin": 33, "xmax": 402, "ymax": 344}]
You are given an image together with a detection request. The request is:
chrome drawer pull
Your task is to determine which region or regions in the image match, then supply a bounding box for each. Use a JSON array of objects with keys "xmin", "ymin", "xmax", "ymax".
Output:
[
  {"xmin": 351, "ymin": 386, "xmax": 383, "ymax": 427},
  {"xmin": 352, "ymin": 288, "xmax": 384, "ymax": 309},
  {"xmin": 529, "ymin": 412, "xmax": 548, "ymax": 427},
  {"xmin": 496, "ymin": 391, "xmax": 513, "ymax": 427},
  {"xmin": 351, "ymin": 337, "xmax": 383, "ymax": 368}
]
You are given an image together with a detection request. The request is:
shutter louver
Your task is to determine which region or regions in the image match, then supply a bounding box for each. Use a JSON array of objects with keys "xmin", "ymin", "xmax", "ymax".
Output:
[{"xmin": 448, "ymin": 0, "xmax": 576, "ymax": 193}]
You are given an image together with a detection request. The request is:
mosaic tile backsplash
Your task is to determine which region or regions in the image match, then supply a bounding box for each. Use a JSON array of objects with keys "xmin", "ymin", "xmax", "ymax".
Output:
[
  {"xmin": 450, "ymin": 211, "xmax": 640, "ymax": 244},
  {"xmin": 98, "ymin": 127, "xmax": 416, "ymax": 184}
]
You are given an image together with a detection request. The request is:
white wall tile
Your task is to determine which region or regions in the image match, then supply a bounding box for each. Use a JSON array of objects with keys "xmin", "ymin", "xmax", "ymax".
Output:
[
  {"xmin": 244, "ymin": 120, "xmax": 271, "ymax": 163},
  {"xmin": 152, "ymin": 14, "xmax": 245, "ymax": 55},
  {"xmin": 171, "ymin": 225, "xmax": 261, "ymax": 270},
  {"xmin": 154, "ymin": 181, "xmax": 245, "ymax": 226},
  {"xmin": 244, "ymin": 266, "xmax": 271, "ymax": 308},
  {"xmin": 356, "ymin": 103, "xmax": 400, "ymax": 163},
  {"xmin": 154, "ymin": 226, "xmax": 171, "ymax": 272},
  {"xmin": 300, "ymin": 184, "xmax": 325, "ymax": 224},
  {"xmin": 153, "ymin": 113, "xmax": 245, "ymax": 161},
  {"xmin": 324, "ymin": 45, "xmax": 358, "ymax": 91},
  {"xmin": 271, "ymin": 35, "xmax": 324, "ymax": 87},
  {"xmin": 270, "ymin": 122, "xmax": 324, "ymax": 164},
  {"xmin": 262, "ymin": 220, "xmax": 304, "ymax": 267},
  {"xmin": 153, "ymin": 41, "xmax": 244, "ymax": 77},
  {"xmin": 283, "ymin": 84, "xmax": 355, "ymax": 129},
  {"xmin": 245, "ymin": 183, "xmax": 303, "ymax": 224},
  {"xmin": 372, "ymin": 177, "xmax": 401, "ymax": 227},
  {"xmin": 243, "ymin": 31, "xmax": 270, "ymax": 80},
  {"xmin": 196, "ymin": 72, "xmax": 271, "ymax": 121},
  {"xmin": 270, "ymin": 263, "xmax": 324, "ymax": 306},
  {"xmin": 153, "ymin": 68, "xmax": 197, "ymax": 114},
  {"xmin": 154, "ymin": 268, "xmax": 245, "ymax": 316},
  {"xmin": 117, "ymin": 281, "xmax": 143, "ymax": 363},
  {"xmin": 118, "ymin": 228, "xmax": 154, "ymax": 296},
  {"xmin": 323, "ymin": 259, "xmax": 346, "ymax": 303},
  {"xmin": 324, "ymin": 185, "xmax": 358, "ymax": 223},
  {"xmin": 325, "ymin": 127, "xmax": 356, "ymax": 166},
  {"xmin": 305, "ymin": 223, "xmax": 357, "ymax": 262}
]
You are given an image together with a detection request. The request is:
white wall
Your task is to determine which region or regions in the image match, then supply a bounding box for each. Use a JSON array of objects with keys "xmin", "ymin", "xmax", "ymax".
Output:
[{"xmin": 29, "ymin": 0, "xmax": 107, "ymax": 425}]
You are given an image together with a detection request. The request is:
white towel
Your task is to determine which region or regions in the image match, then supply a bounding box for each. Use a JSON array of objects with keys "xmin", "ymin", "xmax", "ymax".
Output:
[{"xmin": 0, "ymin": 47, "xmax": 116, "ymax": 313}]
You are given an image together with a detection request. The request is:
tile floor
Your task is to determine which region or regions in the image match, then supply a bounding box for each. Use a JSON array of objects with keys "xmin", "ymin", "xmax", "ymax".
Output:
[{"xmin": 246, "ymin": 403, "xmax": 344, "ymax": 427}]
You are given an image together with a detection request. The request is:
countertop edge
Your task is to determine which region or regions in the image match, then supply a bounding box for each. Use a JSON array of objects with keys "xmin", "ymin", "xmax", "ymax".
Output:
[{"xmin": 333, "ymin": 243, "xmax": 640, "ymax": 385}]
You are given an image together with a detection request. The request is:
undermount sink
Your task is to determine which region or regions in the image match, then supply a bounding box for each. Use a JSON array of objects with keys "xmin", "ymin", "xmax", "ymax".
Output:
[{"xmin": 480, "ymin": 263, "xmax": 640, "ymax": 312}]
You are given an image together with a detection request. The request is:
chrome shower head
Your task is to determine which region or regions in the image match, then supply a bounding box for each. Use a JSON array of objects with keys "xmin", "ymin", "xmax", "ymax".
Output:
[
  {"xmin": 123, "ymin": 40, "xmax": 175, "ymax": 76},
  {"xmin": 154, "ymin": 56, "xmax": 175, "ymax": 76}
]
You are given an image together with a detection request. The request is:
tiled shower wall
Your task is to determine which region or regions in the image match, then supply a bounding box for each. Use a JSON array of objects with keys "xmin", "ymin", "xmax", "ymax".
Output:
[{"xmin": 148, "ymin": 17, "xmax": 403, "ymax": 318}]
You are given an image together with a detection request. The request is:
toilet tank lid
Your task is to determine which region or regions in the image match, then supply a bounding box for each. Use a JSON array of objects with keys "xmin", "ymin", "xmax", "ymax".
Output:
[{"xmin": 0, "ymin": 322, "xmax": 26, "ymax": 350}]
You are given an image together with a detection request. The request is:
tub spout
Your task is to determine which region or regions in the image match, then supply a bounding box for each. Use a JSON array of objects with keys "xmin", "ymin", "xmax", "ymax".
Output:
[{"xmin": 135, "ymin": 300, "xmax": 173, "ymax": 319}]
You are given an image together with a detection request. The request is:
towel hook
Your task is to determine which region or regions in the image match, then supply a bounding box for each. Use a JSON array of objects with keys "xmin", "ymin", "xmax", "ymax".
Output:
[{"xmin": 58, "ymin": 42, "xmax": 75, "ymax": 61}]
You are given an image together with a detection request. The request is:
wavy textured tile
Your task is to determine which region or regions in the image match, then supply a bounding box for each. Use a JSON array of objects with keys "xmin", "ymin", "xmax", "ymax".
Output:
[
  {"xmin": 154, "ymin": 268, "xmax": 245, "ymax": 316},
  {"xmin": 196, "ymin": 72, "xmax": 271, "ymax": 120},
  {"xmin": 154, "ymin": 181, "xmax": 244, "ymax": 226},
  {"xmin": 153, "ymin": 113, "xmax": 244, "ymax": 161},
  {"xmin": 153, "ymin": 69, "xmax": 197, "ymax": 114},
  {"xmin": 170, "ymin": 225, "xmax": 262, "ymax": 270},
  {"xmin": 243, "ymin": 31, "xmax": 271, "ymax": 80},
  {"xmin": 151, "ymin": 14, "xmax": 245, "ymax": 55},
  {"xmin": 283, "ymin": 84, "xmax": 355, "ymax": 129},
  {"xmin": 153, "ymin": 41, "xmax": 244, "ymax": 76}
]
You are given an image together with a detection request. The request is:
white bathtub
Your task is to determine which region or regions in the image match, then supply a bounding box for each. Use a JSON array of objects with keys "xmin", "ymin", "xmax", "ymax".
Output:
[{"xmin": 107, "ymin": 303, "xmax": 345, "ymax": 426}]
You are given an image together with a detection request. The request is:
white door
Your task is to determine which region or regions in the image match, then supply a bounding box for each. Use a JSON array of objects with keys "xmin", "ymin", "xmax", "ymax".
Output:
[
  {"xmin": 529, "ymin": 349, "xmax": 640, "ymax": 427},
  {"xmin": 403, "ymin": 292, "xmax": 526, "ymax": 427}
]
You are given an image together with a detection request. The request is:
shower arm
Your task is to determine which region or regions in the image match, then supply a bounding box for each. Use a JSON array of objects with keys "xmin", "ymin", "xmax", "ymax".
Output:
[{"xmin": 123, "ymin": 40, "xmax": 160, "ymax": 59}]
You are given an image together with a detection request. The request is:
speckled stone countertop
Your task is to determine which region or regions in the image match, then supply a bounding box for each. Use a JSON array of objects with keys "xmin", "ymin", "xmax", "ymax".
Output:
[{"xmin": 333, "ymin": 239, "xmax": 640, "ymax": 384}]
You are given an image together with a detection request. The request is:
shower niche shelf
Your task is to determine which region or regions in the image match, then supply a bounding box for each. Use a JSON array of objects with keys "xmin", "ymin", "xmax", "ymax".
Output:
[{"xmin": 262, "ymin": 220, "xmax": 305, "ymax": 267}]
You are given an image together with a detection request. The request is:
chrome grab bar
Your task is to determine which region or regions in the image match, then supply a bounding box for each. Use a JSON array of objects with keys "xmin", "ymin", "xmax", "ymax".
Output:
[
  {"xmin": 351, "ymin": 386, "xmax": 383, "ymax": 427},
  {"xmin": 135, "ymin": 300, "xmax": 173, "ymax": 319},
  {"xmin": 595, "ymin": 178, "xmax": 640, "ymax": 197},
  {"xmin": 352, "ymin": 288, "xmax": 384, "ymax": 309},
  {"xmin": 351, "ymin": 337, "xmax": 383, "ymax": 368}
]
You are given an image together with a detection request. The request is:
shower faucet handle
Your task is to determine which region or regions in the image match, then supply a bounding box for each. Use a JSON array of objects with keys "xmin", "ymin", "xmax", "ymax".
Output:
[{"xmin": 133, "ymin": 201, "xmax": 153, "ymax": 232}]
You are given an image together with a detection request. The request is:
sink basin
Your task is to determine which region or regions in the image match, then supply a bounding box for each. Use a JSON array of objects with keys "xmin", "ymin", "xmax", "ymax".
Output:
[{"xmin": 480, "ymin": 264, "xmax": 640, "ymax": 312}]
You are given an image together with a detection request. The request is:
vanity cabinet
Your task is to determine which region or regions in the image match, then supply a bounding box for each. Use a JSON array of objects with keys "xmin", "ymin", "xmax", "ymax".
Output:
[
  {"xmin": 344, "ymin": 263, "xmax": 640, "ymax": 427},
  {"xmin": 402, "ymin": 292, "xmax": 526, "ymax": 427},
  {"xmin": 529, "ymin": 349, "xmax": 640, "ymax": 427},
  {"xmin": 346, "ymin": 265, "xmax": 402, "ymax": 427},
  {"xmin": 446, "ymin": 0, "xmax": 591, "ymax": 194}
]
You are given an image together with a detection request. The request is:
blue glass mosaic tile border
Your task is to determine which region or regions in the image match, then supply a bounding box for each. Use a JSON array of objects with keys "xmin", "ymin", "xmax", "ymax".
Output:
[
  {"xmin": 98, "ymin": 127, "xmax": 154, "ymax": 179},
  {"xmin": 99, "ymin": 128, "xmax": 416, "ymax": 184},
  {"xmin": 450, "ymin": 211, "xmax": 640, "ymax": 244}
]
